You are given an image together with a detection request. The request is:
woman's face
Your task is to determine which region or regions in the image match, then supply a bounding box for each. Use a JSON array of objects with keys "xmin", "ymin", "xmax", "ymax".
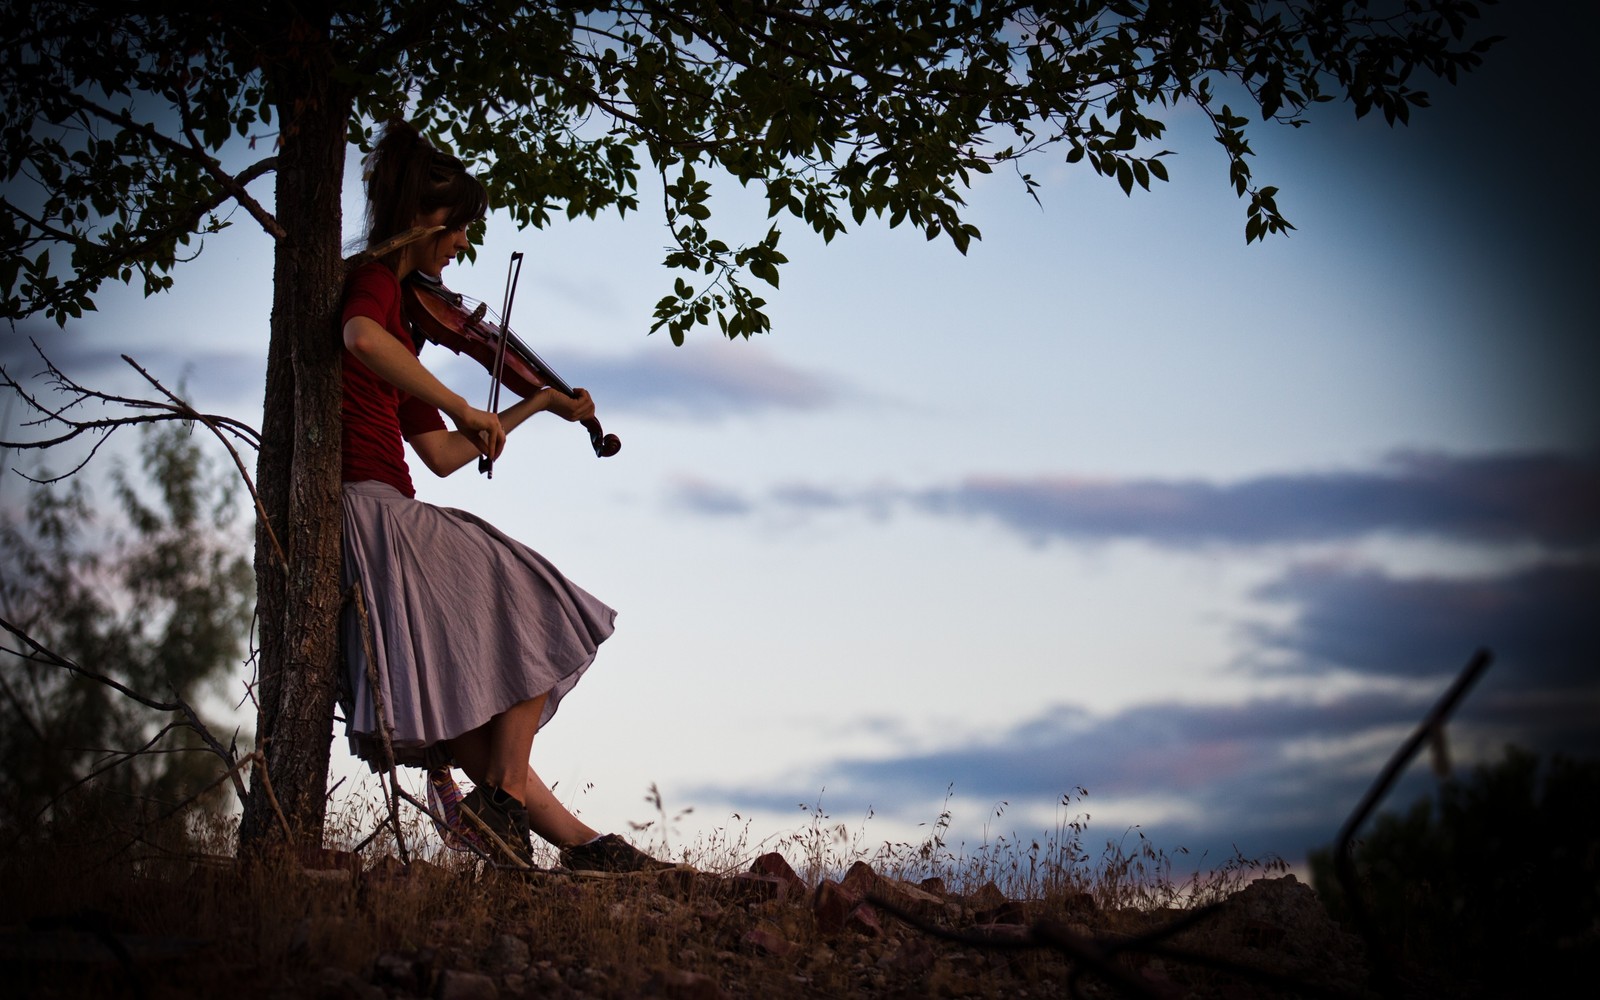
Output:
[{"xmin": 409, "ymin": 207, "xmax": 472, "ymax": 277}]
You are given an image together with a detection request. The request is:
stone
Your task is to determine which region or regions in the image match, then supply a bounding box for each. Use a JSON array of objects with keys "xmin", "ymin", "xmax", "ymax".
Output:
[
  {"xmin": 726, "ymin": 872, "xmax": 790, "ymax": 903},
  {"xmin": 979, "ymin": 898, "xmax": 1035, "ymax": 925},
  {"xmin": 480, "ymin": 934, "xmax": 530, "ymax": 976},
  {"xmin": 749, "ymin": 852, "xmax": 806, "ymax": 895},
  {"xmin": 314, "ymin": 967, "xmax": 384, "ymax": 1000},
  {"xmin": 877, "ymin": 936, "xmax": 937, "ymax": 975},
  {"xmin": 839, "ymin": 861, "xmax": 880, "ymax": 897},
  {"xmin": 434, "ymin": 968, "xmax": 498, "ymax": 1000},
  {"xmin": 967, "ymin": 881, "xmax": 1007, "ymax": 910},
  {"xmin": 812, "ymin": 879, "xmax": 863, "ymax": 934},
  {"xmin": 373, "ymin": 951, "xmax": 428, "ymax": 993},
  {"xmin": 968, "ymin": 922, "xmax": 1033, "ymax": 943},
  {"xmin": 647, "ymin": 967, "xmax": 728, "ymax": 1000},
  {"xmin": 741, "ymin": 924, "xmax": 795, "ymax": 958},
  {"xmin": 1195, "ymin": 874, "xmax": 1370, "ymax": 990},
  {"xmin": 845, "ymin": 902, "xmax": 883, "ymax": 938},
  {"xmin": 657, "ymin": 865, "xmax": 699, "ymax": 899}
]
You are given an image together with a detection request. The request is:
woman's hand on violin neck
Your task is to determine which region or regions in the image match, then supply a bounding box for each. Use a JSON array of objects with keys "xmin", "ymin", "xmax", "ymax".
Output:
[{"xmin": 545, "ymin": 387, "xmax": 597, "ymax": 423}]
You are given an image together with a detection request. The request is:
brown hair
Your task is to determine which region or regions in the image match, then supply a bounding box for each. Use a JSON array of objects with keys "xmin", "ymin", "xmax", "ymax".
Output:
[{"xmin": 362, "ymin": 119, "xmax": 489, "ymax": 262}]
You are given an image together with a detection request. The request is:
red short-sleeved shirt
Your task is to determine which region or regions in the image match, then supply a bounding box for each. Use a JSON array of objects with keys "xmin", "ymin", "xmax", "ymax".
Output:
[{"xmin": 341, "ymin": 262, "xmax": 447, "ymax": 497}]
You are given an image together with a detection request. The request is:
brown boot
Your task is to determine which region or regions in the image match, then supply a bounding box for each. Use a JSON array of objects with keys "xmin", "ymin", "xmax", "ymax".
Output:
[
  {"xmin": 458, "ymin": 785, "xmax": 534, "ymax": 870},
  {"xmin": 559, "ymin": 834, "xmax": 674, "ymax": 876}
]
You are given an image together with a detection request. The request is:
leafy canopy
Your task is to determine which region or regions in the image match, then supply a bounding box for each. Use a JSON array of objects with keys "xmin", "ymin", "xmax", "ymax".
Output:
[{"xmin": 2, "ymin": 1, "xmax": 1497, "ymax": 340}]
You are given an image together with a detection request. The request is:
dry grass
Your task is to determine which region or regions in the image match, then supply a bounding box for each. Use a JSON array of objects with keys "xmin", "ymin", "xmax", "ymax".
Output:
[{"xmin": 0, "ymin": 779, "xmax": 1316, "ymax": 1000}]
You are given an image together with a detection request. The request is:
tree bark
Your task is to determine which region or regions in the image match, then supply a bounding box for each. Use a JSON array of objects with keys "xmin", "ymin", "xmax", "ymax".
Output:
[{"xmin": 239, "ymin": 12, "xmax": 351, "ymax": 853}]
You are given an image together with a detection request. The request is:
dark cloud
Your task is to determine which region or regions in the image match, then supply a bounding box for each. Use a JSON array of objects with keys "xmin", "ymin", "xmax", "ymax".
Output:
[
  {"xmin": 1252, "ymin": 561, "xmax": 1600, "ymax": 693},
  {"xmin": 912, "ymin": 451, "xmax": 1600, "ymax": 547},
  {"xmin": 687, "ymin": 544, "xmax": 1598, "ymax": 868},
  {"xmin": 692, "ymin": 694, "xmax": 1438, "ymax": 867},
  {"xmin": 694, "ymin": 672, "xmax": 1594, "ymax": 870},
  {"xmin": 675, "ymin": 450, "xmax": 1600, "ymax": 549}
]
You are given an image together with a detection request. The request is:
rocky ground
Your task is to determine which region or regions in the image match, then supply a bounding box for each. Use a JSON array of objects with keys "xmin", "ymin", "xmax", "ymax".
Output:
[{"xmin": 2, "ymin": 847, "xmax": 1383, "ymax": 999}]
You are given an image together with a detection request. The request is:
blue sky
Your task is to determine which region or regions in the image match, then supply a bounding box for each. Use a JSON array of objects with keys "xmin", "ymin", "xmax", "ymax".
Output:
[{"xmin": 4, "ymin": 5, "xmax": 1594, "ymax": 877}]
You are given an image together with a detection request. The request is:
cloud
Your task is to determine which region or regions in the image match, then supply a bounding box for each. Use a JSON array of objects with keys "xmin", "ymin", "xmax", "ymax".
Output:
[
  {"xmin": 1, "ymin": 328, "xmax": 266, "ymax": 416},
  {"xmin": 667, "ymin": 450, "xmax": 1600, "ymax": 549},
  {"xmin": 573, "ymin": 343, "xmax": 845, "ymax": 420},
  {"xmin": 684, "ymin": 544, "xmax": 1598, "ymax": 867},
  {"xmin": 694, "ymin": 669, "xmax": 1597, "ymax": 869},
  {"xmin": 1252, "ymin": 561, "xmax": 1600, "ymax": 693},
  {"xmin": 692, "ymin": 694, "xmax": 1436, "ymax": 864},
  {"xmin": 665, "ymin": 475, "xmax": 756, "ymax": 517},
  {"xmin": 911, "ymin": 451, "xmax": 1600, "ymax": 547},
  {"xmin": 6, "ymin": 320, "xmax": 851, "ymax": 428}
]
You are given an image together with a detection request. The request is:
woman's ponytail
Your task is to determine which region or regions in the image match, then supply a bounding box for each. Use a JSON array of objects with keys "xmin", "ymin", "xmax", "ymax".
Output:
[{"xmin": 362, "ymin": 120, "xmax": 488, "ymax": 259}]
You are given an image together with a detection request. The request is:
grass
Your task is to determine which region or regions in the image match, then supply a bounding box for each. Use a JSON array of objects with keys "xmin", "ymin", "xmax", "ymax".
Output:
[{"xmin": 0, "ymin": 776, "xmax": 1316, "ymax": 1000}]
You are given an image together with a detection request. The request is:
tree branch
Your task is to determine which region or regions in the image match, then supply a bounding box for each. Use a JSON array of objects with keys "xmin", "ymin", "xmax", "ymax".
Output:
[
  {"xmin": 0, "ymin": 344, "xmax": 284, "ymax": 568},
  {"xmin": 61, "ymin": 89, "xmax": 285, "ymax": 240}
]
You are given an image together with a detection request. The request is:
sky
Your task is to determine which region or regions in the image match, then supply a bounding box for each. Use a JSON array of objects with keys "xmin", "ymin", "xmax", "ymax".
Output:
[{"xmin": 4, "ymin": 5, "xmax": 1595, "ymax": 880}]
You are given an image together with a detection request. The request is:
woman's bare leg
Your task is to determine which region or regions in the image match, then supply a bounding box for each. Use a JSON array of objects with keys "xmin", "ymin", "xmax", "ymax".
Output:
[{"xmin": 521, "ymin": 764, "xmax": 598, "ymax": 848}]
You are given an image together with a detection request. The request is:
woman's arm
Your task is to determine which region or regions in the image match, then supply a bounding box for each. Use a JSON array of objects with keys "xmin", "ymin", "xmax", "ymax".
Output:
[
  {"xmin": 343, "ymin": 314, "xmax": 505, "ymax": 460},
  {"xmin": 408, "ymin": 387, "xmax": 598, "ymax": 477}
]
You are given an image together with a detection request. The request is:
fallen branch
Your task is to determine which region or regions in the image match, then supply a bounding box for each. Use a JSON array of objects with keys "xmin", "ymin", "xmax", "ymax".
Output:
[{"xmin": 1332, "ymin": 647, "xmax": 1494, "ymax": 992}]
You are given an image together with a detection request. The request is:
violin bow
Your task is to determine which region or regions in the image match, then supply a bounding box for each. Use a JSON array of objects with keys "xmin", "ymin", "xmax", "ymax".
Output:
[
  {"xmin": 341, "ymin": 225, "xmax": 445, "ymax": 273},
  {"xmin": 479, "ymin": 252, "xmax": 524, "ymax": 477}
]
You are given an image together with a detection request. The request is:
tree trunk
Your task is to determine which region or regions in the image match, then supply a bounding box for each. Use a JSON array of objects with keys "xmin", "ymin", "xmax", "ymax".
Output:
[{"xmin": 239, "ymin": 14, "xmax": 351, "ymax": 853}]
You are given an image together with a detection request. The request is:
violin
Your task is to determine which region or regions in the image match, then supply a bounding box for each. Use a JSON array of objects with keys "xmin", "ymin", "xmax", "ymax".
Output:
[{"xmin": 402, "ymin": 270, "xmax": 621, "ymax": 462}]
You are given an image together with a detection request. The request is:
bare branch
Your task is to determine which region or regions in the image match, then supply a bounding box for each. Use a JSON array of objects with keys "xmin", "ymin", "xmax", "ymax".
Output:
[
  {"xmin": 1, "ymin": 612, "xmax": 254, "ymax": 815},
  {"xmin": 0, "ymin": 343, "xmax": 284, "ymax": 567},
  {"xmin": 120, "ymin": 355, "xmax": 285, "ymax": 568},
  {"xmin": 1, "ymin": 614, "xmax": 181, "ymax": 713}
]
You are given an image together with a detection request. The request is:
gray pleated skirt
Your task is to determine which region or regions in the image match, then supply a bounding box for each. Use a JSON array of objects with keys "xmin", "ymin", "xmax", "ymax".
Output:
[{"xmin": 339, "ymin": 480, "xmax": 616, "ymax": 770}]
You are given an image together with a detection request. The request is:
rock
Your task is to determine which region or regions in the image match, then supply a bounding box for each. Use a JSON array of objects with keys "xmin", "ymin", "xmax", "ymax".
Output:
[
  {"xmin": 647, "ymin": 966, "xmax": 728, "ymax": 1000},
  {"xmin": 657, "ymin": 865, "xmax": 699, "ymax": 899},
  {"xmin": 878, "ymin": 936, "xmax": 937, "ymax": 975},
  {"xmin": 480, "ymin": 933, "xmax": 530, "ymax": 976},
  {"xmin": 813, "ymin": 879, "xmax": 863, "ymax": 934},
  {"xmin": 839, "ymin": 860, "xmax": 945, "ymax": 922},
  {"xmin": 839, "ymin": 860, "xmax": 880, "ymax": 897},
  {"xmin": 741, "ymin": 923, "xmax": 795, "ymax": 957},
  {"xmin": 749, "ymin": 851, "xmax": 805, "ymax": 893},
  {"xmin": 1206, "ymin": 874, "xmax": 1369, "ymax": 987},
  {"xmin": 928, "ymin": 965, "xmax": 983, "ymax": 998},
  {"xmin": 434, "ymin": 968, "xmax": 498, "ymax": 1000},
  {"xmin": 968, "ymin": 922, "xmax": 1033, "ymax": 944},
  {"xmin": 314, "ymin": 967, "xmax": 384, "ymax": 1000},
  {"xmin": 846, "ymin": 902, "xmax": 883, "ymax": 938},
  {"xmin": 977, "ymin": 898, "xmax": 1034, "ymax": 925},
  {"xmin": 966, "ymin": 881, "xmax": 1007, "ymax": 910},
  {"xmin": 373, "ymin": 950, "xmax": 428, "ymax": 993},
  {"xmin": 725, "ymin": 872, "xmax": 792, "ymax": 903},
  {"xmin": 1062, "ymin": 890, "xmax": 1099, "ymax": 915}
]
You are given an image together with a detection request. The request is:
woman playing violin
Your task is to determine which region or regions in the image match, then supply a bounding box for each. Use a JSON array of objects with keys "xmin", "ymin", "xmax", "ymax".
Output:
[{"xmin": 340, "ymin": 119, "xmax": 665, "ymax": 874}]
